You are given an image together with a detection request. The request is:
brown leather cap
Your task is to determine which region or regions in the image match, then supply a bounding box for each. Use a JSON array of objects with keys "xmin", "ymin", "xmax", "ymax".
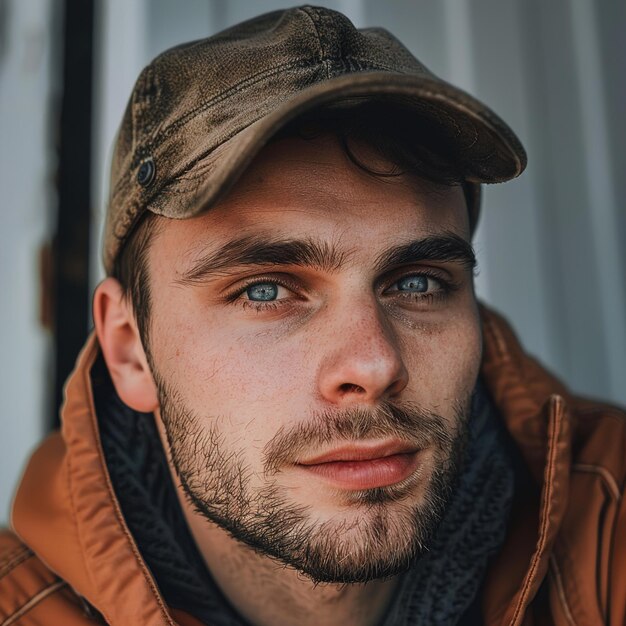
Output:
[{"xmin": 104, "ymin": 5, "xmax": 527, "ymax": 273}]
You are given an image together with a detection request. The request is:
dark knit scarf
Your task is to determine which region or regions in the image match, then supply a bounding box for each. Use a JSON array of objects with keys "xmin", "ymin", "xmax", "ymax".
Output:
[
  {"xmin": 94, "ymin": 355, "xmax": 515, "ymax": 626},
  {"xmin": 381, "ymin": 379, "xmax": 515, "ymax": 625}
]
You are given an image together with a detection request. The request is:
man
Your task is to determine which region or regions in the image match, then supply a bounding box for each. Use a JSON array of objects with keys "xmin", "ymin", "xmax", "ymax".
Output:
[{"xmin": 1, "ymin": 6, "xmax": 624, "ymax": 626}]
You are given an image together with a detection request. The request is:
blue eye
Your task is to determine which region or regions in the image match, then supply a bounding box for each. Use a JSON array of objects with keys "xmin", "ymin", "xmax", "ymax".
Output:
[
  {"xmin": 396, "ymin": 275, "xmax": 429, "ymax": 292},
  {"xmin": 245, "ymin": 283, "xmax": 279, "ymax": 301}
]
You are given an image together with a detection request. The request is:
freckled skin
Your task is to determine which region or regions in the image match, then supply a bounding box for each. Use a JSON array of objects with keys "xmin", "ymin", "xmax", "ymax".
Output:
[{"xmin": 143, "ymin": 135, "xmax": 482, "ymax": 626}]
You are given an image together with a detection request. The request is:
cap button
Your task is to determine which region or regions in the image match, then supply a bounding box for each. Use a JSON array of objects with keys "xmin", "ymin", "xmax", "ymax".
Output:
[{"xmin": 137, "ymin": 157, "xmax": 156, "ymax": 186}]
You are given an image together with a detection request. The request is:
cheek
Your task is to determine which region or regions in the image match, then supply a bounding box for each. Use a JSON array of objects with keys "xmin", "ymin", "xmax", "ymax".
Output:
[
  {"xmin": 150, "ymin": 308, "xmax": 313, "ymax": 440},
  {"xmin": 401, "ymin": 312, "xmax": 482, "ymax": 410}
]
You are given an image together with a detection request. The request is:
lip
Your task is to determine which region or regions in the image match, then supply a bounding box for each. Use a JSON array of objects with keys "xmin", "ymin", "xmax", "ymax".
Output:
[
  {"xmin": 299, "ymin": 440, "xmax": 419, "ymax": 465},
  {"xmin": 296, "ymin": 441, "xmax": 422, "ymax": 490}
]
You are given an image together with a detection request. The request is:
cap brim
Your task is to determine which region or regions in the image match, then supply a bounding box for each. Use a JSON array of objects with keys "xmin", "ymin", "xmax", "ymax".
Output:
[{"xmin": 147, "ymin": 71, "xmax": 526, "ymax": 221}]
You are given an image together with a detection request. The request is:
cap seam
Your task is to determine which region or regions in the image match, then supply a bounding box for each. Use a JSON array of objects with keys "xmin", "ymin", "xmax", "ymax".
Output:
[
  {"xmin": 299, "ymin": 6, "xmax": 330, "ymax": 79},
  {"xmin": 132, "ymin": 58, "xmax": 321, "ymax": 159},
  {"xmin": 110, "ymin": 57, "xmax": 323, "ymax": 199},
  {"xmin": 131, "ymin": 54, "xmax": 414, "ymax": 162}
]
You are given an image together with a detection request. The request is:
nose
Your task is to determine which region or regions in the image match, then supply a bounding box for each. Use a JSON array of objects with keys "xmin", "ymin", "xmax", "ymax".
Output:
[{"xmin": 317, "ymin": 300, "xmax": 409, "ymax": 406}]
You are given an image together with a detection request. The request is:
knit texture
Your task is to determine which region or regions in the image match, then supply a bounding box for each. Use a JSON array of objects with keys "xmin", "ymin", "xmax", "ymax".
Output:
[
  {"xmin": 93, "ymin": 355, "xmax": 242, "ymax": 624},
  {"xmin": 381, "ymin": 379, "xmax": 515, "ymax": 625}
]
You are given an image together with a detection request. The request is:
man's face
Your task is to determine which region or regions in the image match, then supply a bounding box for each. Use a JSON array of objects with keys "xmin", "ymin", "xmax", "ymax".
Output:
[{"xmin": 144, "ymin": 134, "xmax": 482, "ymax": 583}]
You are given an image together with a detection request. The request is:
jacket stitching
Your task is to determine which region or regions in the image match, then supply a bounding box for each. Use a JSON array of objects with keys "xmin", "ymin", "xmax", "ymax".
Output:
[
  {"xmin": 0, "ymin": 580, "xmax": 66, "ymax": 626},
  {"xmin": 510, "ymin": 396, "xmax": 562, "ymax": 625},
  {"xmin": 572, "ymin": 463, "xmax": 621, "ymax": 501},
  {"xmin": 0, "ymin": 548, "xmax": 32, "ymax": 581},
  {"xmin": 549, "ymin": 554, "xmax": 577, "ymax": 626}
]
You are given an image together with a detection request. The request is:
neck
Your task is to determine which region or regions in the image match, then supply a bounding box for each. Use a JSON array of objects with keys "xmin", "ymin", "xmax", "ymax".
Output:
[
  {"xmin": 181, "ymin": 498, "xmax": 399, "ymax": 626},
  {"xmin": 154, "ymin": 413, "xmax": 399, "ymax": 626}
]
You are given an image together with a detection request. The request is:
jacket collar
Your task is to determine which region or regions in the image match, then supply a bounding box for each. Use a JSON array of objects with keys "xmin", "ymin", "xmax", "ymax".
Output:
[
  {"xmin": 479, "ymin": 306, "xmax": 572, "ymax": 625},
  {"xmin": 11, "ymin": 304, "xmax": 572, "ymax": 626},
  {"xmin": 12, "ymin": 334, "xmax": 177, "ymax": 626}
]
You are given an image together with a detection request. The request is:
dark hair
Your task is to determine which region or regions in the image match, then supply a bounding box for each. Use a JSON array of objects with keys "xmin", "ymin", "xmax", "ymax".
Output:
[
  {"xmin": 111, "ymin": 213, "xmax": 160, "ymax": 348},
  {"xmin": 275, "ymin": 100, "xmax": 464, "ymax": 186},
  {"xmin": 112, "ymin": 101, "xmax": 464, "ymax": 346}
]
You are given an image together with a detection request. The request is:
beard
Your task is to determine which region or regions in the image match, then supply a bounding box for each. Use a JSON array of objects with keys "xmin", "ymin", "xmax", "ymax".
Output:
[{"xmin": 156, "ymin": 375, "xmax": 470, "ymax": 584}]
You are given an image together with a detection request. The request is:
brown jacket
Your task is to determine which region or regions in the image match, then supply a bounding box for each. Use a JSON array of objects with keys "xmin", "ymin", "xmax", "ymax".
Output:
[{"xmin": 1, "ymin": 305, "xmax": 624, "ymax": 626}]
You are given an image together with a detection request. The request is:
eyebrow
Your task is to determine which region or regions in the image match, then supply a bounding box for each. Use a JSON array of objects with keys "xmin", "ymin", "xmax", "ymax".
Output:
[
  {"xmin": 178, "ymin": 235, "xmax": 350, "ymax": 283},
  {"xmin": 373, "ymin": 232, "xmax": 476, "ymax": 272},
  {"xmin": 178, "ymin": 232, "xmax": 475, "ymax": 285}
]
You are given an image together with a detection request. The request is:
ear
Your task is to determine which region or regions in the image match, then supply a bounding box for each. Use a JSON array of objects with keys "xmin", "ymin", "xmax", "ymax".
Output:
[{"xmin": 93, "ymin": 277, "xmax": 158, "ymax": 412}]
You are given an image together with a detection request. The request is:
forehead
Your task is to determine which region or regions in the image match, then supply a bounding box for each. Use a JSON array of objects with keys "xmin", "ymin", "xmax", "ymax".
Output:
[{"xmin": 150, "ymin": 134, "xmax": 470, "ymax": 268}]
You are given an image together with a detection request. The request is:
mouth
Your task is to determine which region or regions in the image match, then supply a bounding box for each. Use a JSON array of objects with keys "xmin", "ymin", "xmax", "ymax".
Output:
[{"xmin": 296, "ymin": 441, "xmax": 423, "ymax": 490}]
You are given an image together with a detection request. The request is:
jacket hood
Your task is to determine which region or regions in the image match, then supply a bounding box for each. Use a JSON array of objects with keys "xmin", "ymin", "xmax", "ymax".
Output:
[{"xmin": 10, "ymin": 305, "xmax": 574, "ymax": 626}]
